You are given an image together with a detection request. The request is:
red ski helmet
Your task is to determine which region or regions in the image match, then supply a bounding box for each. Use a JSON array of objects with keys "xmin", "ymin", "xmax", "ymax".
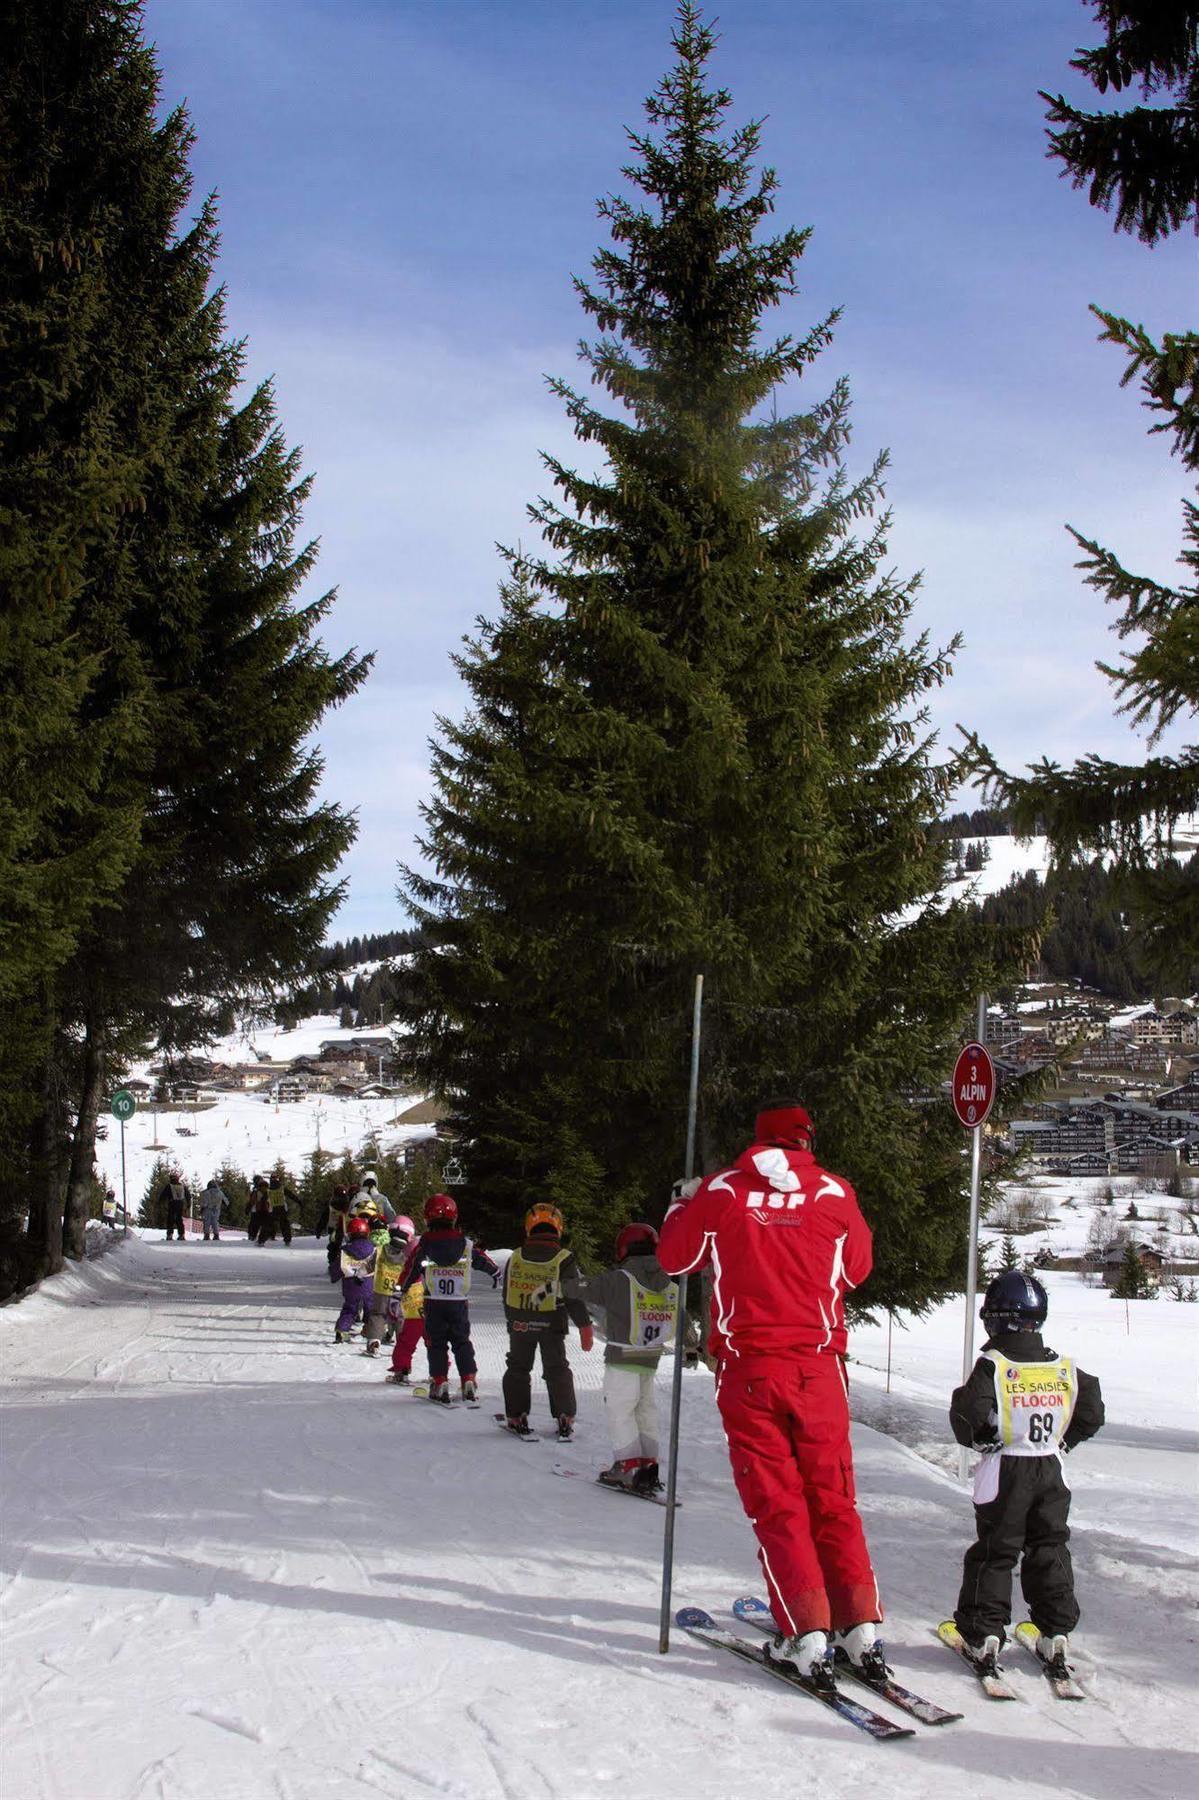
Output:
[
  {"xmin": 347, "ymin": 1216, "xmax": 371, "ymax": 1238},
  {"xmin": 615, "ymin": 1222, "xmax": 659, "ymax": 1262},
  {"xmin": 754, "ymin": 1100, "xmax": 814, "ymax": 1150},
  {"xmin": 425, "ymin": 1193, "xmax": 458, "ymax": 1226}
]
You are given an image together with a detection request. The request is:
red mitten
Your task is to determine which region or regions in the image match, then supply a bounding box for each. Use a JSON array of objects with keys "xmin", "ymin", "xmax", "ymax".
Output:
[{"xmin": 579, "ymin": 1325, "xmax": 594, "ymax": 1353}]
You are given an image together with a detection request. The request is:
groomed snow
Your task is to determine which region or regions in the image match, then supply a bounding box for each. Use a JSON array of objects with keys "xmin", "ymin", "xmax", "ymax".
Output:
[{"xmin": 2, "ymin": 1237, "xmax": 1196, "ymax": 1799}]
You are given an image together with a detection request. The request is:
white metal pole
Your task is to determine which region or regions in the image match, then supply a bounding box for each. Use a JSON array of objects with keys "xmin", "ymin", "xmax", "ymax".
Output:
[
  {"xmin": 120, "ymin": 1118, "xmax": 128, "ymax": 1237},
  {"xmin": 959, "ymin": 991, "xmax": 987, "ymax": 1480},
  {"xmin": 658, "ymin": 973, "xmax": 704, "ymax": 1654}
]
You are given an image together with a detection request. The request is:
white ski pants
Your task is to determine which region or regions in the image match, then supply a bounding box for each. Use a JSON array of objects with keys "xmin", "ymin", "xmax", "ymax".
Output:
[{"xmin": 603, "ymin": 1362, "xmax": 661, "ymax": 1461}]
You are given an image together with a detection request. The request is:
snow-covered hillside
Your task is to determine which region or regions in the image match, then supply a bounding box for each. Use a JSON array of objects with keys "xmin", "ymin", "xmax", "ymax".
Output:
[
  {"xmin": 92, "ymin": 1081, "xmax": 430, "ymax": 1203},
  {"xmin": 943, "ymin": 834, "xmax": 1052, "ymax": 904},
  {"xmin": 1, "ymin": 1237, "xmax": 1194, "ymax": 1800}
]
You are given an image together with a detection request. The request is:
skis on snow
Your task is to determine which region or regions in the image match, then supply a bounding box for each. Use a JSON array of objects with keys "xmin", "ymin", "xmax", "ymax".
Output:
[
  {"xmin": 550, "ymin": 1464, "xmax": 679, "ymax": 1507},
  {"xmin": 494, "ymin": 1412, "xmax": 539, "ymax": 1442},
  {"xmin": 935, "ymin": 1621, "xmax": 1019, "ymax": 1700},
  {"xmin": 1014, "ymin": 1622, "xmax": 1086, "ymax": 1700},
  {"xmin": 731, "ymin": 1596, "xmax": 960, "ymax": 1726},
  {"xmin": 675, "ymin": 1608, "xmax": 914, "ymax": 1741}
]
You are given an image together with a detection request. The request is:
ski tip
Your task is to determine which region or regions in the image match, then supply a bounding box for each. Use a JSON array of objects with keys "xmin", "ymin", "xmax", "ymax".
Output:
[
  {"xmin": 733, "ymin": 1594, "xmax": 771, "ymax": 1620},
  {"xmin": 676, "ymin": 1606, "xmax": 716, "ymax": 1630}
]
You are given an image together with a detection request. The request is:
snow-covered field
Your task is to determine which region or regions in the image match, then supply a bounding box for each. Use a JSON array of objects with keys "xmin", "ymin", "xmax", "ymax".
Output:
[
  {"xmin": 93, "ymin": 1084, "xmax": 430, "ymax": 1205},
  {"xmin": 2, "ymin": 1233, "xmax": 1196, "ymax": 1800}
]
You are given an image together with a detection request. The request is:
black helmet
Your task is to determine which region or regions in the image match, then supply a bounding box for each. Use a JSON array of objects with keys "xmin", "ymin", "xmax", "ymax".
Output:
[{"xmin": 981, "ymin": 1270, "xmax": 1048, "ymax": 1335}]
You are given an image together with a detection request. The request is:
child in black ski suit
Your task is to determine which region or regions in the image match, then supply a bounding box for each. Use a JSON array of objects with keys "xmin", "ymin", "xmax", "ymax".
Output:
[
  {"xmin": 951, "ymin": 1270, "xmax": 1104, "ymax": 1673},
  {"xmin": 500, "ymin": 1202, "xmax": 592, "ymax": 1438},
  {"xmin": 400, "ymin": 1194, "xmax": 498, "ymax": 1403}
]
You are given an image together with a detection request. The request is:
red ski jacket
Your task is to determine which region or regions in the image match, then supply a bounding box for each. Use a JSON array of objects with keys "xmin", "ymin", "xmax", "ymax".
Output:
[{"xmin": 657, "ymin": 1143, "xmax": 872, "ymax": 1362}]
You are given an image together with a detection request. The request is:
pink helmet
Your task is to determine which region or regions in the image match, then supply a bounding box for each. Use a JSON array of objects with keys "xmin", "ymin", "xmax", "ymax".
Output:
[{"xmin": 389, "ymin": 1215, "xmax": 415, "ymax": 1240}]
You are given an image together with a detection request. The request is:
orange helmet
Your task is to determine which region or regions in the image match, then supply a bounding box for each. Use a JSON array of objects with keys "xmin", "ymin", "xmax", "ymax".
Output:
[{"xmin": 525, "ymin": 1202, "xmax": 564, "ymax": 1238}]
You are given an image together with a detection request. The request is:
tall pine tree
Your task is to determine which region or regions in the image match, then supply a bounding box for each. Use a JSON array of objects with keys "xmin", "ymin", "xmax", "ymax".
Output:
[
  {"xmin": 966, "ymin": 3, "xmax": 1197, "ymax": 984},
  {"xmin": 399, "ymin": 6, "xmax": 1029, "ymax": 1303},
  {"xmin": 0, "ymin": 0, "xmax": 369, "ymax": 1284},
  {"xmin": 0, "ymin": 0, "xmax": 162, "ymax": 1222}
]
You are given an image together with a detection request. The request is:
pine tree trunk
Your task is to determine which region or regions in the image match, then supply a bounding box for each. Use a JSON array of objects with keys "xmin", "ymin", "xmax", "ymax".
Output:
[
  {"xmin": 63, "ymin": 1017, "xmax": 105, "ymax": 1260},
  {"xmin": 25, "ymin": 1057, "xmax": 66, "ymax": 1278}
]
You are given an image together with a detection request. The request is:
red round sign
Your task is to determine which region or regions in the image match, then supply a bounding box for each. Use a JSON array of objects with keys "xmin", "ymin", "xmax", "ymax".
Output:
[{"xmin": 952, "ymin": 1041, "xmax": 995, "ymax": 1129}]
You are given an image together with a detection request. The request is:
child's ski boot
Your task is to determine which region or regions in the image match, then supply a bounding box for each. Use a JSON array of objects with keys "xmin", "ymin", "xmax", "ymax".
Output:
[
  {"xmin": 598, "ymin": 1458, "xmax": 641, "ymax": 1490},
  {"xmin": 764, "ymin": 1631, "xmax": 836, "ymax": 1693},
  {"xmin": 428, "ymin": 1378, "xmax": 452, "ymax": 1406}
]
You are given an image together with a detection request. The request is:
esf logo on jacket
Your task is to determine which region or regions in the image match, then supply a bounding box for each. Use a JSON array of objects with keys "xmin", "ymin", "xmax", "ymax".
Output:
[{"xmin": 746, "ymin": 1191, "xmax": 807, "ymax": 1213}]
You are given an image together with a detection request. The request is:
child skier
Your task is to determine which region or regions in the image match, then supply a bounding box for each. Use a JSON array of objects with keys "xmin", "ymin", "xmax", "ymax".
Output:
[
  {"xmin": 248, "ymin": 1176, "xmax": 272, "ymax": 1241},
  {"xmin": 583, "ymin": 1222, "xmax": 677, "ymax": 1491},
  {"xmin": 335, "ymin": 1216, "xmax": 377, "ymax": 1342},
  {"xmin": 950, "ymin": 1269, "xmax": 1105, "ymax": 1680},
  {"xmin": 386, "ymin": 1223, "xmax": 427, "ymax": 1385},
  {"xmin": 400, "ymin": 1194, "xmax": 499, "ymax": 1404},
  {"xmin": 322, "ymin": 1183, "xmax": 353, "ymax": 1282},
  {"xmin": 262, "ymin": 1172, "xmax": 296, "ymax": 1245},
  {"xmin": 199, "ymin": 1177, "xmax": 228, "ymax": 1241},
  {"xmin": 364, "ymin": 1216, "xmax": 416, "ymax": 1357},
  {"xmin": 500, "ymin": 1203, "xmax": 593, "ymax": 1440}
]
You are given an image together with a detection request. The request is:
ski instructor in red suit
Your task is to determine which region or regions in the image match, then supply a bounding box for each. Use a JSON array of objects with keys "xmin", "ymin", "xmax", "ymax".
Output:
[{"xmin": 658, "ymin": 1099, "xmax": 885, "ymax": 1687}]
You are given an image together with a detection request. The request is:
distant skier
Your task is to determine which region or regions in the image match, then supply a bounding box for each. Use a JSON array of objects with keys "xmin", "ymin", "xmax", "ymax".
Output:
[
  {"xmin": 401, "ymin": 1194, "xmax": 498, "ymax": 1404},
  {"xmin": 200, "ymin": 1177, "xmax": 228, "ymax": 1241},
  {"xmin": 248, "ymin": 1176, "xmax": 272, "ymax": 1240},
  {"xmin": 159, "ymin": 1171, "xmax": 190, "ymax": 1242},
  {"xmin": 583, "ymin": 1222, "xmax": 677, "ymax": 1491},
  {"xmin": 365, "ymin": 1216, "xmax": 417, "ymax": 1356},
  {"xmin": 500, "ymin": 1203, "xmax": 592, "ymax": 1440},
  {"xmin": 335, "ymin": 1216, "xmax": 377, "ymax": 1342},
  {"xmin": 658, "ymin": 1099, "xmax": 883, "ymax": 1692},
  {"xmin": 260, "ymin": 1172, "xmax": 296, "ymax": 1245},
  {"xmin": 950, "ymin": 1270, "xmax": 1105, "ymax": 1682}
]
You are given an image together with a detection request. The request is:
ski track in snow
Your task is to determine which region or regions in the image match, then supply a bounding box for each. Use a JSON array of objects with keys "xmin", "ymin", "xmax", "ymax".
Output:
[{"xmin": 1, "ymin": 1236, "xmax": 1196, "ymax": 1800}]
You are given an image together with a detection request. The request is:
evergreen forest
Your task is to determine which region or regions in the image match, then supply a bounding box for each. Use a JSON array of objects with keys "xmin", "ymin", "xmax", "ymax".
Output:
[{"xmin": 0, "ymin": 0, "xmax": 368, "ymax": 1297}]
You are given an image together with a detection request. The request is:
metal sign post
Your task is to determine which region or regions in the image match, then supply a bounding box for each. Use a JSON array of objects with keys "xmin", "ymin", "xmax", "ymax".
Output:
[
  {"xmin": 111, "ymin": 1090, "xmax": 136, "ymax": 1236},
  {"xmin": 658, "ymin": 972, "xmax": 704, "ymax": 1655},
  {"xmin": 952, "ymin": 998, "xmax": 994, "ymax": 1480}
]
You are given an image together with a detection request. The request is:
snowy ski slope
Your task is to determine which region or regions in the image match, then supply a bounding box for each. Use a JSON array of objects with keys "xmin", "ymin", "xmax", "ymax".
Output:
[{"xmin": 1, "ymin": 1237, "xmax": 1195, "ymax": 1800}]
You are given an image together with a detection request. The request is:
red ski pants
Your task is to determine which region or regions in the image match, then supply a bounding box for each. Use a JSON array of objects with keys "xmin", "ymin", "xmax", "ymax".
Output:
[
  {"xmin": 389, "ymin": 1318, "xmax": 426, "ymax": 1375},
  {"xmin": 716, "ymin": 1354, "xmax": 881, "ymax": 1637}
]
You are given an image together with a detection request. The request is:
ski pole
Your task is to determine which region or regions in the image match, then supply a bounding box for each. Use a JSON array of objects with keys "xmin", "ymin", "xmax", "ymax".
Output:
[
  {"xmin": 959, "ymin": 991, "xmax": 987, "ymax": 1481},
  {"xmin": 658, "ymin": 971, "xmax": 704, "ymax": 1654}
]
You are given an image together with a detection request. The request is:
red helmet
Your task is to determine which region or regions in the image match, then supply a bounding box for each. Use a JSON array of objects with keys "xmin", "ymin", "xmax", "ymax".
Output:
[
  {"xmin": 347, "ymin": 1216, "xmax": 370, "ymax": 1237},
  {"xmin": 615, "ymin": 1222, "xmax": 659, "ymax": 1262},
  {"xmin": 754, "ymin": 1100, "xmax": 814, "ymax": 1150},
  {"xmin": 425, "ymin": 1193, "xmax": 458, "ymax": 1226}
]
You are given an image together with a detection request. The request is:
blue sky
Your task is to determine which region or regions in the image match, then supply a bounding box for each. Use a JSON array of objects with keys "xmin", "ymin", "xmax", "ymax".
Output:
[{"xmin": 144, "ymin": 0, "xmax": 1195, "ymax": 937}]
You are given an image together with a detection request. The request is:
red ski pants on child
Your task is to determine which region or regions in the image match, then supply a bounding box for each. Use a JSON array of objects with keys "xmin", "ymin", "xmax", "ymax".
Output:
[
  {"xmin": 389, "ymin": 1318, "xmax": 426, "ymax": 1376},
  {"xmin": 715, "ymin": 1353, "xmax": 881, "ymax": 1637}
]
